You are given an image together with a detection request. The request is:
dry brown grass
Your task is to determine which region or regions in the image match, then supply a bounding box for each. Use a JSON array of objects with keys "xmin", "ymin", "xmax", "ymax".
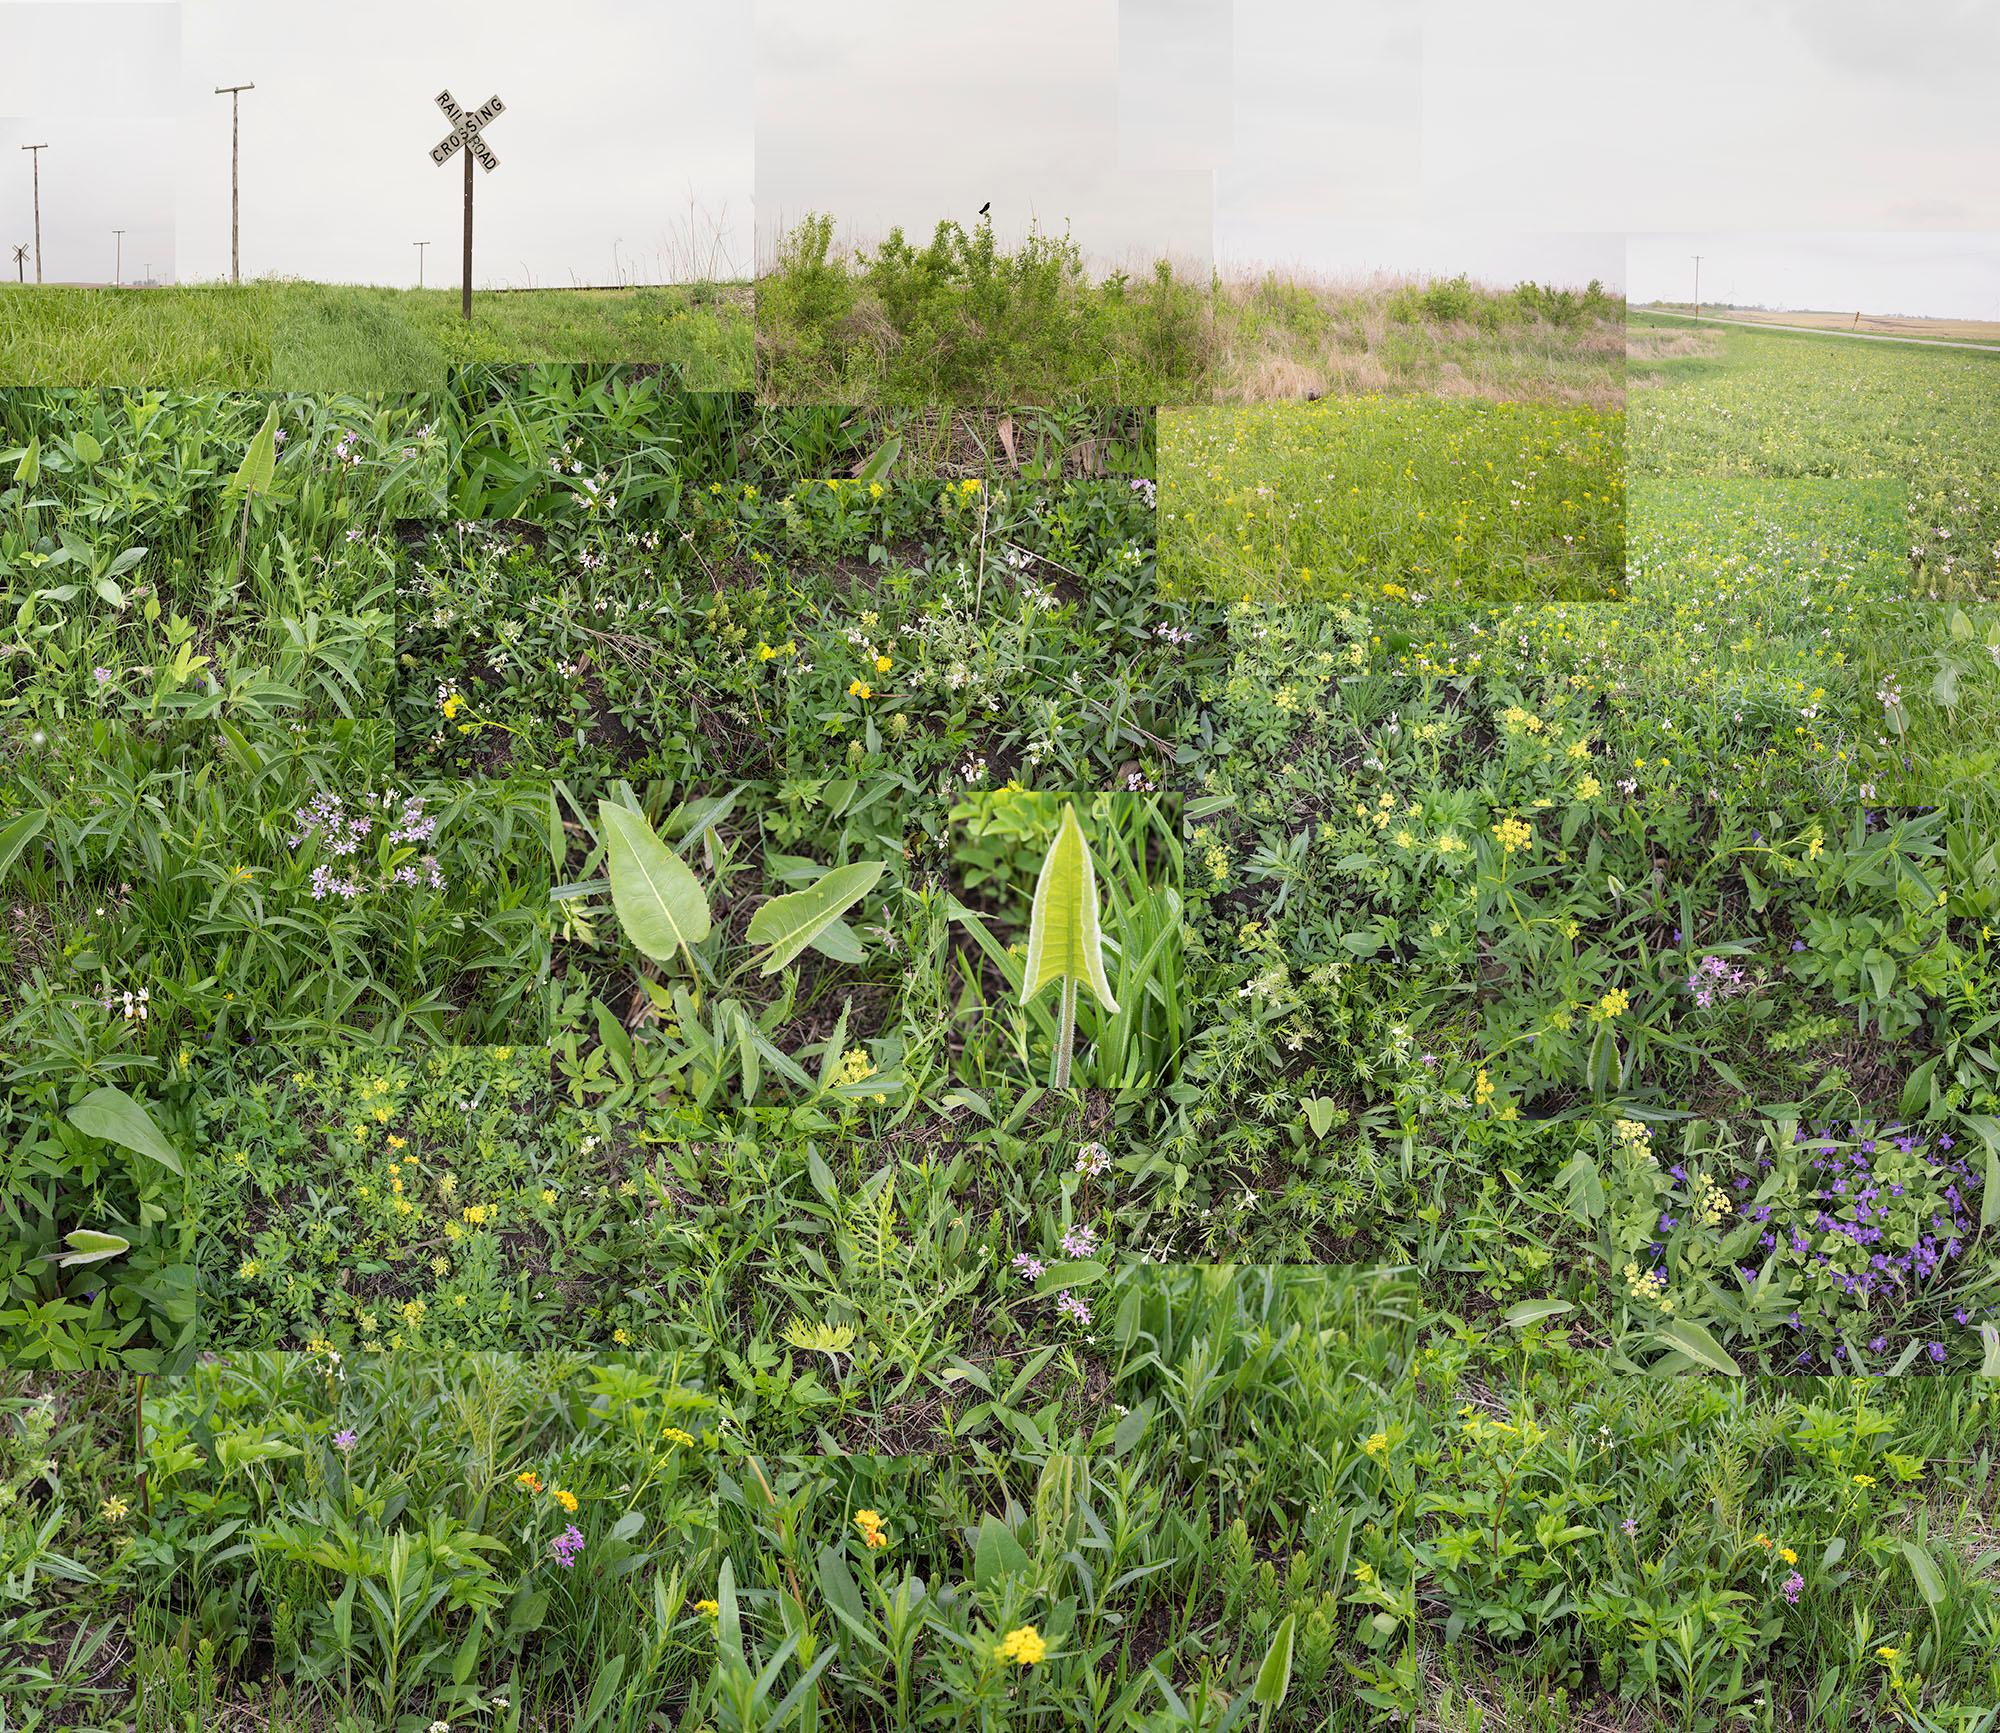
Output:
[
  {"xmin": 1704, "ymin": 307, "xmax": 2000, "ymax": 343},
  {"xmin": 1211, "ymin": 268, "xmax": 1625, "ymax": 408},
  {"xmin": 1626, "ymin": 327, "xmax": 1720, "ymax": 361}
]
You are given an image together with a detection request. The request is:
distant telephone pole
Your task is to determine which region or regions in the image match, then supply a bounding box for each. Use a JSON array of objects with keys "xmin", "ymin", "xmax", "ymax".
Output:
[
  {"xmin": 113, "ymin": 228, "xmax": 125, "ymax": 286},
  {"xmin": 414, "ymin": 239, "xmax": 429, "ymax": 287},
  {"xmin": 1692, "ymin": 254, "xmax": 1703, "ymax": 319},
  {"xmin": 20, "ymin": 144, "xmax": 47, "ymax": 283},
  {"xmin": 215, "ymin": 82, "xmax": 255, "ymax": 282}
]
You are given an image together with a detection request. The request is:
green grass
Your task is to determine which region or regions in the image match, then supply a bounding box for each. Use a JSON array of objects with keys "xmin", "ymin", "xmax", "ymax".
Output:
[
  {"xmin": 14, "ymin": 1295, "xmax": 2000, "ymax": 1730},
  {"xmin": 5, "ymin": 302, "xmax": 2000, "ymax": 1732},
  {"xmin": 1631, "ymin": 309, "xmax": 2000, "ymax": 604},
  {"xmin": 2, "ymin": 388, "xmax": 439, "ymax": 727},
  {"xmin": 1159, "ymin": 395, "xmax": 1625, "ymax": 602},
  {"xmin": 0, "ymin": 281, "xmax": 752, "ymax": 391}
]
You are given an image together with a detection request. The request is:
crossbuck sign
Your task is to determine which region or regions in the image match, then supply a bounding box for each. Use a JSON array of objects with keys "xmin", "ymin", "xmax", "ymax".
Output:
[{"xmin": 428, "ymin": 88, "xmax": 505, "ymax": 318}]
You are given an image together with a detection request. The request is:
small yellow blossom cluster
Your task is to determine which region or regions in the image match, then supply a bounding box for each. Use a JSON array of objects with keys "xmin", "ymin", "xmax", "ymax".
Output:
[
  {"xmin": 996, "ymin": 1625, "xmax": 1047, "ymax": 1666},
  {"xmin": 832, "ymin": 1047, "xmax": 877, "ymax": 1088},
  {"xmin": 1692, "ymin": 1172, "xmax": 1733, "ymax": 1227},
  {"xmin": 1594, "ymin": 987, "xmax": 1630, "ymax": 1021},
  {"xmin": 853, "ymin": 1508, "xmax": 889, "ymax": 1551},
  {"xmin": 1353, "ymin": 791, "xmax": 1399, "ymax": 832},
  {"xmin": 1613, "ymin": 1118, "xmax": 1651, "ymax": 1151},
  {"xmin": 1623, "ymin": 1261, "xmax": 1671, "ymax": 1310},
  {"xmin": 1491, "ymin": 816, "xmax": 1533, "ymax": 855}
]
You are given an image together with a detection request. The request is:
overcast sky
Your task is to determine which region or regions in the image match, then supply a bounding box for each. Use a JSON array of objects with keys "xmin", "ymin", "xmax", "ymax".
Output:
[
  {"xmin": 754, "ymin": 0, "xmax": 1214, "ymax": 272},
  {"xmin": 3, "ymin": 0, "xmax": 753, "ymax": 287},
  {"xmin": 1630, "ymin": 233, "xmax": 2000, "ymax": 320},
  {"xmin": 7, "ymin": 0, "xmax": 1998, "ymax": 297}
]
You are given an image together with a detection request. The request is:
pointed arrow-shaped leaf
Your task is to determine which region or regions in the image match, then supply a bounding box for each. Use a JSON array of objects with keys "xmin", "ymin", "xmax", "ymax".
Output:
[
  {"xmin": 67, "ymin": 1086, "xmax": 184, "ymax": 1176},
  {"xmin": 226, "ymin": 403, "xmax": 280, "ymax": 499},
  {"xmin": 1021, "ymin": 804, "xmax": 1119, "ymax": 1013},
  {"xmin": 747, "ymin": 860, "xmax": 884, "ymax": 975},
  {"xmin": 55, "ymin": 1229, "xmax": 131, "ymax": 1267}
]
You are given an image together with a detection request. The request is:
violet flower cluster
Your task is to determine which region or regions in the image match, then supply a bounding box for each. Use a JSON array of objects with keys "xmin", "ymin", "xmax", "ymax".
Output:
[{"xmin": 288, "ymin": 790, "xmax": 447, "ymax": 899}]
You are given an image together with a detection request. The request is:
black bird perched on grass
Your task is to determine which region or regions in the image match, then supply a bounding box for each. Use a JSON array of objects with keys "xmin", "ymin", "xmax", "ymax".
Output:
[{"xmin": 978, "ymin": 201, "xmax": 991, "ymax": 218}]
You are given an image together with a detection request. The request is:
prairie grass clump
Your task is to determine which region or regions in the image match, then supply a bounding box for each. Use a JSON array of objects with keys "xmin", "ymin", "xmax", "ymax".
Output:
[
  {"xmin": 755, "ymin": 213, "xmax": 1213, "ymax": 403},
  {"xmin": 1211, "ymin": 268, "xmax": 1625, "ymax": 405}
]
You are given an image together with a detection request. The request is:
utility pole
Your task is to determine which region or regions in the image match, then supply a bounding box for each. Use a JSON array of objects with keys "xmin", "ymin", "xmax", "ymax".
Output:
[
  {"xmin": 113, "ymin": 228, "xmax": 125, "ymax": 285},
  {"xmin": 20, "ymin": 145, "xmax": 47, "ymax": 283},
  {"xmin": 214, "ymin": 83, "xmax": 254, "ymax": 283},
  {"xmin": 1692, "ymin": 254, "xmax": 1703, "ymax": 320},
  {"xmin": 414, "ymin": 239, "xmax": 429, "ymax": 287}
]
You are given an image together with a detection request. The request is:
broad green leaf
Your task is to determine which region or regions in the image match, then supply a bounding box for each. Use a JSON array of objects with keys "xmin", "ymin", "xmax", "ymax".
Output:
[
  {"xmin": 14, "ymin": 435, "xmax": 38, "ymax": 487},
  {"xmin": 1652, "ymin": 1317, "xmax": 1741, "ymax": 1376},
  {"xmin": 816, "ymin": 1543, "xmax": 868, "ymax": 1630},
  {"xmin": 1301, "ymin": 1097, "xmax": 1342, "ymax": 1139},
  {"xmin": 1503, "ymin": 1298, "xmax": 1575, "ymax": 1329},
  {"xmin": 1981, "ymin": 1323, "xmax": 2000, "ymax": 1377},
  {"xmin": 747, "ymin": 860, "xmax": 885, "ymax": 975},
  {"xmin": 1553, "ymin": 1151, "xmax": 1605, "ymax": 1223},
  {"xmin": 505, "ymin": 1585, "xmax": 548, "ymax": 1638},
  {"xmin": 71, "ymin": 429, "xmax": 102, "ymax": 465},
  {"xmin": 599, "ymin": 799, "xmax": 710, "ymax": 966},
  {"xmin": 1112, "ymin": 1401, "xmax": 1152, "ymax": 1456},
  {"xmin": 856, "ymin": 434, "xmax": 901, "ymax": 483},
  {"xmin": 0, "ymin": 810, "xmax": 47, "ymax": 882},
  {"xmin": 227, "ymin": 403, "xmax": 280, "ymax": 498},
  {"xmin": 806, "ymin": 915, "xmax": 864, "ymax": 964},
  {"xmin": 67, "ymin": 1086, "xmax": 184, "ymax": 1177},
  {"xmin": 973, "ymin": 1514, "xmax": 1031, "ymax": 1594},
  {"xmin": 330, "ymin": 1579, "xmax": 355, "ymax": 1648},
  {"xmin": 1900, "ymin": 1538, "xmax": 1946, "ymax": 1608},
  {"xmin": 1252, "ymin": 1613, "xmax": 1296, "ymax": 1710},
  {"xmin": 1021, "ymin": 804, "xmax": 1119, "ymax": 1012},
  {"xmin": 55, "ymin": 1229, "xmax": 130, "ymax": 1267}
]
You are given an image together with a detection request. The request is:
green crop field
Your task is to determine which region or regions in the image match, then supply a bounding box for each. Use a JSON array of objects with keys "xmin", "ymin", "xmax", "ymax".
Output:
[
  {"xmin": 1158, "ymin": 394, "xmax": 1626, "ymax": 603},
  {"xmin": 0, "ymin": 281, "xmax": 752, "ymax": 391}
]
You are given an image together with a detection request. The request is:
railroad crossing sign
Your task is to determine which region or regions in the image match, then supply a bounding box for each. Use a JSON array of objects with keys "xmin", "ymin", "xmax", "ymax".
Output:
[{"xmin": 428, "ymin": 88, "xmax": 505, "ymax": 320}]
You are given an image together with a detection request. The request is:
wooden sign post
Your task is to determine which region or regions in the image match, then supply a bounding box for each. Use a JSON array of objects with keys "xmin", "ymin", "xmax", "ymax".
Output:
[{"xmin": 428, "ymin": 89, "xmax": 504, "ymax": 321}]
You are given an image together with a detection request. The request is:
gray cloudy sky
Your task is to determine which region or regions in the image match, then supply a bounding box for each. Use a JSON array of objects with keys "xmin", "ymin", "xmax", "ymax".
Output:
[
  {"xmin": 1, "ymin": 4, "xmax": 178, "ymax": 284},
  {"xmin": 1629, "ymin": 233, "xmax": 2000, "ymax": 320},
  {"xmin": 3, "ymin": 0, "xmax": 753, "ymax": 287},
  {"xmin": 7, "ymin": 0, "xmax": 1997, "ymax": 298},
  {"xmin": 754, "ymin": 0, "xmax": 1214, "ymax": 271}
]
